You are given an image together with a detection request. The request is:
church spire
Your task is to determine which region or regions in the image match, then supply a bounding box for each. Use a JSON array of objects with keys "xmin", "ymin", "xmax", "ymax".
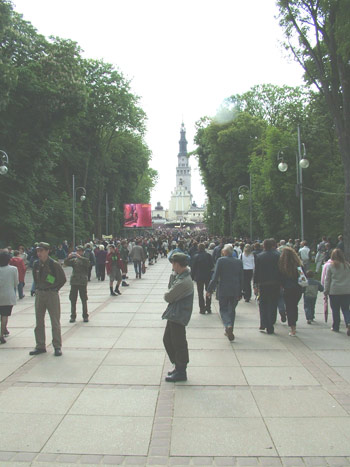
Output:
[{"xmin": 178, "ymin": 122, "xmax": 188, "ymax": 156}]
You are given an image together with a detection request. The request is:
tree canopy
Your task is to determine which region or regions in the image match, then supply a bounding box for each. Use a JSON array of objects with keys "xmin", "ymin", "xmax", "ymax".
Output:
[{"xmin": 0, "ymin": 0, "xmax": 157, "ymax": 247}]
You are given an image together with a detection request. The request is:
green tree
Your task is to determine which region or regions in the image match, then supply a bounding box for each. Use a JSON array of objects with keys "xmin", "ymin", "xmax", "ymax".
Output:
[{"xmin": 277, "ymin": 0, "xmax": 350, "ymax": 256}]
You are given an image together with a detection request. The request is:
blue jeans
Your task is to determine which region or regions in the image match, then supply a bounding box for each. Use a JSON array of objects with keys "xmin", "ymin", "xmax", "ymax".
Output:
[
  {"xmin": 329, "ymin": 294, "xmax": 350, "ymax": 331},
  {"xmin": 18, "ymin": 282, "xmax": 25, "ymax": 299},
  {"xmin": 304, "ymin": 296, "xmax": 316, "ymax": 321},
  {"xmin": 133, "ymin": 261, "xmax": 142, "ymax": 276},
  {"xmin": 218, "ymin": 296, "xmax": 238, "ymax": 328}
]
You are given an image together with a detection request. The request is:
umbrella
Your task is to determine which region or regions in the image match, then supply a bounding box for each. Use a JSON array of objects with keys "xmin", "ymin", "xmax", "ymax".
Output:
[{"xmin": 324, "ymin": 294, "xmax": 328, "ymax": 322}]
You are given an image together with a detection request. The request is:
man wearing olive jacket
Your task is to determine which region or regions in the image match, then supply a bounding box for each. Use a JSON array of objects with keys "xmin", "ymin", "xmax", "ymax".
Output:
[{"xmin": 162, "ymin": 253, "xmax": 194, "ymax": 382}]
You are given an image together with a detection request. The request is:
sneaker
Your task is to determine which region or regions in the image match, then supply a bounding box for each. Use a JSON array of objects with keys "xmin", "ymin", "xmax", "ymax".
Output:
[
  {"xmin": 0, "ymin": 337, "xmax": 6, "ymax": 344},
  {"xmin": 110, "ymin": 291, "xmax": 117, "ymax": 296},
  {"xmin": 4, "ymin": 329, "xmax": 9, "ymax": 337},
  {"xmin": 199, "ymin": 310, "xmax": 206, "ymax": 314},
  {"xmin": 69, "ymin": 318, "xmax": 76, "ymax": 323},
  {"xmin": 115, "ymin": 288, "xmax": 122, "ymax": 295},
  {"xmin": 307, "ymin": 320, "xmax": 312, "ymax": 325},
  {"xmin": 83, "ymin": 317, "xmax": 89, "ymax": 323},
  {"xmin": 122, "ymin": 281, "xmax": 129, "ymax": 287}
]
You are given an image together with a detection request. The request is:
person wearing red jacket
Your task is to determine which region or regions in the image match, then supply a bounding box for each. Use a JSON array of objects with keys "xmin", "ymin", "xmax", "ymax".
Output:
[
  {"xmin": 10, "ymin": 250, "xmax": 26, "ymax": 299},
  {"xmin": 105, "ymin": 244, "xmax": 123, "ymax": 296}
]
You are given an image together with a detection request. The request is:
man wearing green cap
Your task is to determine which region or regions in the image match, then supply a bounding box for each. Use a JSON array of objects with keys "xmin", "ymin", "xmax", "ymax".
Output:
[
  {"xmin": 29, "ymin": 242, "xmax": 66, "ymax": 357},
  {"xmin": 64, "ymin": 246, "xmax": 90, "ymax": 323},
  {"xmin": 162, "ymin": 252, "xmax": 194, "ymax": 382}
]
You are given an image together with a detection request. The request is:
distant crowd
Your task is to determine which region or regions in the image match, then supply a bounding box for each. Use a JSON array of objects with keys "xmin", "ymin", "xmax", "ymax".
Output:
[{"xmin": 0, "ymin": 231, "xmax": 349, "ymax": 383}]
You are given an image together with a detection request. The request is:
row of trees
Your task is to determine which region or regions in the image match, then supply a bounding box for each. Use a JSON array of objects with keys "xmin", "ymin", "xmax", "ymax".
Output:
[
  {"xmin": 0, "ymin": 0, "xmax": 157, "ymax": 247},
  {"xmin": 194, "ymin": 0, "xmax": 350, "ymax": 254},
  {"xmin": 195, "ymin": 84, "xmax": 343, "ymax": 243}
]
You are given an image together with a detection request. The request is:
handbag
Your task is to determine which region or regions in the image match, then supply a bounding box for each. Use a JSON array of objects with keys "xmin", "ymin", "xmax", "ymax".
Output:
[{"xmin": 297, "ymin": 266, "xmax": 308, "ymax": 287}]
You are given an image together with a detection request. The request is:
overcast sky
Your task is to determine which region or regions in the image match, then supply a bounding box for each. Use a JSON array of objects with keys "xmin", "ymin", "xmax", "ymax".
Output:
[{"xmin": 13, "ymin": 0, "xmax": 304, "ymax": 208}]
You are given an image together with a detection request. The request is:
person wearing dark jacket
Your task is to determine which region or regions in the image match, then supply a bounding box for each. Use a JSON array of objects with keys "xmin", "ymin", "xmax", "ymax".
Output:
[
  {"xmin": 95, "ymin": 245, "xmax": 107, "ymax": 281},
  {"xmin": 278, "ymin": 247, "xmax": 304, "ymax": 336},
  {"xmin": 253, "ymin": 238, "xmax": 281, "ymax": 334},
  {"xmin": 162, "ymin": 253, "xmax": 194, "ymax": 382},
  {"xmin": 207, "ymin": 244, "xmax": 243, "ymax": 342},
  {"xmin": 191, "ymin": 243, "xmax": 214, "ymax": 314}
]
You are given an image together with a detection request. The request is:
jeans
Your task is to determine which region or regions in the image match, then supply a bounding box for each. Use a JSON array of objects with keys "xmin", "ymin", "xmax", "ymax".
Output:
[
  {"xmin": 196, "ymin": 280, "xmax": 211, "ymax": 312},
  {"xmin": 329, "ymin": 294, "xmax": 350, "ymax": 331},
  {"xmin": 163, "ymin": 320, "xmax": 189, "ymax": 369},
  {"xmin": 283, "ymin": 286, "xmax": 303, "ymax": 327},
  {"xmin": 218, "ymin": 296, "xmax": 238, "ymax": 328},
  {"xmin": 243, "ymin": 270, "xmax": 253, "ymax": 300},
  {"xmin": 133, "ymin": 261, "xmax": 142, "ymax": 276},
  {"xmin": 18, "ymin": 281, "xmax": 25, "ymax": 299},
  {"xmin": 304, "ymin": 296, "xmax": 317, "ymax": 321},
  {"xmin": 259, "ymin": 284, "xmax": 280, "ymax": 332}
]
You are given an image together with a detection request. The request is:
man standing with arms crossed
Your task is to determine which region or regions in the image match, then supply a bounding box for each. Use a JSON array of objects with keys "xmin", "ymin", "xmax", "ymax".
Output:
[
  {"xmin": 29, "ymin": 243, "xmax": 66, "ymax": 356},
  {"xmin": 162, "ymin": 253, "xmax": 194, "ymax": 382}
]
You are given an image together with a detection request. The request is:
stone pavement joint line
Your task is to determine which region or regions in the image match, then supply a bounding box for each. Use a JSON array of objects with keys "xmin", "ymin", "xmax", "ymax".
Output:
[{"xmin": 1, "ymin": 259, "xmax": 350, "ymax": 464}]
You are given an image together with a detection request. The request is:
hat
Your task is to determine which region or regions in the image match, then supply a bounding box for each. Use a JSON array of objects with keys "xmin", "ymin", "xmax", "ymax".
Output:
[
  {"xmin": 171, "ymin": 252, "xmax": 189, "ymax": 267},
  {"xmin": 76, "ymin": 245, "xmax": 84, "ymax": 251},
  {"xmin": 36, "ymin": 242, "xmax": 50, "ymax": 250}
]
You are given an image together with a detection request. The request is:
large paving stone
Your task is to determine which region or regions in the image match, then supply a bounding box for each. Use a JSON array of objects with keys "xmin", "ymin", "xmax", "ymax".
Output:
[
  {"xmin": 171, "ymin": 417, "xmax": 276, "ymax": 456},
  {"xmin": 252, "ymin": 387, "xmax": 347, "ymax": 417},
  {"xmin": 242, "ymin": 366, "xmax": 319, "ymax": 386},
  {"xmin": 90, "ymin": 364, "xmax": 163, "ymax": 385},
  {"xmin": 0, "ymin": 413, "xmax": 63, "ymax": 452},
  {"xmin": 174, "ymin": 387, "xmax": 260, "ymax": 417},
  {"xmin": 0, "ymin": 386, "xmax": 81, "ymax": 414},
  {"xmin": 43, "ymin": 414, "xmax": 153, "ymax": 455},
  {"xmin": 265, "ymin": 417, "xmax": 350, "ymax": 456},
  {"xmin": 69, "ymin": 387, "xmax": 158, "ymax": 416},
  {"xmin": 17, "ymin": 349, "xmax": 108, "ymax": 383}
]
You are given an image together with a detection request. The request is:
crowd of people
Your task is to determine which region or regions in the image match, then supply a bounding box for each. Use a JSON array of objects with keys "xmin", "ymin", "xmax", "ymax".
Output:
[{"xmin": 0, "ymin": 231, "xmax": 349, "ymax": 382}]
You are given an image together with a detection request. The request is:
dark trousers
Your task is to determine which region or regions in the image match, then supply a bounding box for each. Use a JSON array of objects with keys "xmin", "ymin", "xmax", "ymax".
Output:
[
  {"xmin": 304, "ymin": 296, "xmax": 317, "ymax": 320},
  {"xmin": 69, "ymin": 285, "xmax": 88, "ymax": 318},
  {"xmin": 196, "ymin": 279, "xmax": 211, "ymax": 311},
  {"xmin": 163, "ymin": 320, "xmax": 189, "ymax": 370},
  {"xmin": 283, "ymin": 286, "xmax": 303, "ymax": 327},
  {"xmin": 259, "ymin": 284, "xmax": 280, "ymax": 332},
  {"xmin": 87, "ymin": 265, "xmax": 93, "ymax": 281},
  {"xmin": 329, "ymin": 294, "xmax": 350, "ymax": 331},
  {"xmin": 243, "ymin": 270, "xmax": 253, "ymax": 300},
  {"xmin": 133, "ymin": 261, "xmax": 142, "ymax": 276},
  {"xmin": 96, "ymin": 264, "xmax": 105, "ymax": 281}
]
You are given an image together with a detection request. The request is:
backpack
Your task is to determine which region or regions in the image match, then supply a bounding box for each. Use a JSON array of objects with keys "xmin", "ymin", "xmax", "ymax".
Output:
[{"xmin": 84, "ymin": 249, "xmax": 95, "ymax": 266}]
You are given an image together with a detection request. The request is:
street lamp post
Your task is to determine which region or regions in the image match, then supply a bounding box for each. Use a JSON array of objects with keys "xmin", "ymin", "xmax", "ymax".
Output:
[
  {"xmin": 277, "ymin": 126, "xmax": 309, "ymax": 240},
  {"xmin": 238, "ymin": 174, "xmax": 252, "ymax": 240},
  {"xmin": 72, "ymin": 174, "xmax": 86, "ymax": 249},
  {"xmin": 0, "ymin": 150, "xmax": 9, "ymax": 175}
]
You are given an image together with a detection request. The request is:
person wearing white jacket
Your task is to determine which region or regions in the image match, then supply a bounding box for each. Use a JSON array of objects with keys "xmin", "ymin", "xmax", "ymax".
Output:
[
  {"xmin": 0, "ymin": 251, "xmax": 18, "ymax": 344},
  {"xmin": 324, "ymin": 248, "xmax": 350, "ymax": 334}
]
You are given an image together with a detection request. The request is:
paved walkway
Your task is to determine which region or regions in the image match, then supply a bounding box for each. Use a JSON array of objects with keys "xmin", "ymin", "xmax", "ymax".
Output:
[{"xmin": 1, "ymin": 258, "xmax": 350, "ymax": 466}]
